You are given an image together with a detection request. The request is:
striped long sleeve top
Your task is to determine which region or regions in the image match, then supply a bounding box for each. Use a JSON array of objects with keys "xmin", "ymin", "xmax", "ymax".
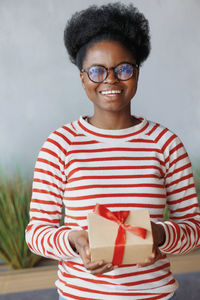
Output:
[{"xmin": 26, "ymin": 116, "xmax": 200, "ymax": 300}]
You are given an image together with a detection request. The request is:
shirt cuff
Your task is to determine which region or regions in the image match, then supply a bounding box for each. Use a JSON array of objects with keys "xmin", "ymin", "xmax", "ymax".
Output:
[{"xmin": 156, "ymin": 221, "xmax": 172, "ymax": 253}]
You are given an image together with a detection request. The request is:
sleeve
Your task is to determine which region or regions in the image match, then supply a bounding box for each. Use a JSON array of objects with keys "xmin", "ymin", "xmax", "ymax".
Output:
[
  {"xmin": 157, "ymin": 134, "xmax": 200, "ymax": 254},
  {"xmin": 25, "ymin": 130, "xmax": 79, "ymax": 261}
]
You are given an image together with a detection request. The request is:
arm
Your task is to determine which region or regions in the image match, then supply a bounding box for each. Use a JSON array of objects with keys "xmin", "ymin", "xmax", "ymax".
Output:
[
  {"xmin": 25, "ymin": 130, "xmax": 115, "ymax": 273},
  {"xmin": 137, "ymin": 135, "xmax": 200, "ymax": 267},
  {"xmin": 158, "ymin": 135, "xmax": 200, "ymax": 254},
  {"xmin": 25, "ymin": 131, "xmax": 78, "ymax": 260}
]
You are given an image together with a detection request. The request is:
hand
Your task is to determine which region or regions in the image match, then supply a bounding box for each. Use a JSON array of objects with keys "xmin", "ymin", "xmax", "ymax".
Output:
[
  {"xmin": 136, "ymin": 221, "xmax": 166, "ymax": 268},
  {"xmin": 68, "ymin": 230, "xmax": 116, "ymax": 275},
  {"xmin": 136, "ymin": 246, "xmax": 162, "ymax": 268}
]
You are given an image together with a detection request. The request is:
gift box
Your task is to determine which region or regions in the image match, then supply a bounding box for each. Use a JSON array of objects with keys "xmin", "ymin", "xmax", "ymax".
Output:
[{"xmin": 88, "ymin": 204, "xmax": 153, "ymax": 265}]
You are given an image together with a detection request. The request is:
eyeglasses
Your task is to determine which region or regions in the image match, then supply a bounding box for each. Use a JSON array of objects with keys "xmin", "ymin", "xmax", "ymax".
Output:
[{"xmin": 81, "ymin": 62, "xmax": 139, "ymax": 83}]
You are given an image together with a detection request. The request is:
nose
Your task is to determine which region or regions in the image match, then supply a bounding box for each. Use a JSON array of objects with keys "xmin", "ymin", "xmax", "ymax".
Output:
[{"xmin": 104, "ymin": 68, "xmax": 119, "ymax": 83}]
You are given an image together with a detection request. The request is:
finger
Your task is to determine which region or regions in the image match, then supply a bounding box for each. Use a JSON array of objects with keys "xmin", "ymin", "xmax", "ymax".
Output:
[
  {"xmin": 91, "ymin": 263, "xmax": 116, "ymax": 275},
  {"xmin": 136, "ymin": 248, "xmax": 164, "ymax": 268},
  {"xmin": 136, "ymin": 252, "xmax": 156, "ymax": 268},
  {"xmin": 85, "ymin": 260, "xmax": 106, "ymax": 270},
  {"xmin": 75, "ymin": 236, "xmax": 91, "ymax": 265},
  {"xmin": 78, "ymin": 247, "xmax": 91, "ymax": 265},
  {"xmin": 136, "ymin": 260, "xmax": 153, "ymax": 268},
  {"xmin": 136, "ymin": 260, "xmax": 154, "ymax": 267},
  {"xmin": 136, "ymin": 261, "xmax": 153, "ymax": 268}
]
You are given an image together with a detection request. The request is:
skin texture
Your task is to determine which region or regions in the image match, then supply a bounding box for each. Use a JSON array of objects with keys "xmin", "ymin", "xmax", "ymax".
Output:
[
  {"xmin": 80, "ymin": 40, "xmax": 141, "ymax": 130},
  {"xmin": 68, "ymin": 230, "xmax": 117, "ymax": 275},
  {"xmin": 68, "ymin": 40, "xmax": 166, "ymax": 274}
]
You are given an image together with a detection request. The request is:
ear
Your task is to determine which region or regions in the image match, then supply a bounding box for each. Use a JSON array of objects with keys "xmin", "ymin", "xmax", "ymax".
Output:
[{"xmin": 80, "ymin": 72, "xmax": 86, "ymax": 90}]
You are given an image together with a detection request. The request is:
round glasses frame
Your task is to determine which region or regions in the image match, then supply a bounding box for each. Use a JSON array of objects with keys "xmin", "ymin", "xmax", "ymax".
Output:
[{"xmin": 81, "ymin": 62, "xmax": 139, "ymax": 83}]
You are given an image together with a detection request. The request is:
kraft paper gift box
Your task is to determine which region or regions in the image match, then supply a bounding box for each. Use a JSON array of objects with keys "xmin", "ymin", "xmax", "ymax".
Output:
[{"xmin": 88, "ymin": 206, "xmax": 153, "ymax": 265}]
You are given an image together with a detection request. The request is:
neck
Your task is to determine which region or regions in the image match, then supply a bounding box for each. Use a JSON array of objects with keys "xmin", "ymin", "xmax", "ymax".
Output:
[{"xmin": 87, "ymin": 111, "xmax": 141, "ymax": 130}]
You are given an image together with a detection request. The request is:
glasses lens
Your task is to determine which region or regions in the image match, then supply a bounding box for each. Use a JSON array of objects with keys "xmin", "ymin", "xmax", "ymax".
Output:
[
  {"xmin": 115, "ymin": 63, "xmax": 134, "ymax": 80},
  {"xmin": 88, "ymin": 66, "xmax": 107, "ymax": 83}
]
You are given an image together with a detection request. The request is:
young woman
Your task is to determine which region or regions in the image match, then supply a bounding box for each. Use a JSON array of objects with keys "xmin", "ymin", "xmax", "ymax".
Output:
[{"xmin": 26, "ymin": 3, "xmax": 200, "ymax": 300}]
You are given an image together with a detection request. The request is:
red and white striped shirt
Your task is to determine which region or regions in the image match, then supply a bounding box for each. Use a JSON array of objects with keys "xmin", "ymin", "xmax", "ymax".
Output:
[{"xmin": 26, "ymin": 116, "xmax": 200, "ymax": 300}]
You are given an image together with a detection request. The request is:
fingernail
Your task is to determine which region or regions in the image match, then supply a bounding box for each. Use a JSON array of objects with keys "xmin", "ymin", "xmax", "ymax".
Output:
[
  {"xmin": 98, "ymin": 261, "xmax": 103, "ymax": 266},
  {"xmin": 86, "ymin": 248, "xmax": 90, "ymax": 256},
  {"xmin": 107, "ymin": 263, "xmax": 112, "ymax": 268}
]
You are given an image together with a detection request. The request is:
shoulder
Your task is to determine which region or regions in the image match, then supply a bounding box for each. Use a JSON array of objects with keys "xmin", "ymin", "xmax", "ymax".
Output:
[
  {"xmin": 145, "ymin": 119, "xmax": 184, "ymax": 153},
  {"xmin": 40, "ymin": 120, "xmax": 79, "ymax": 157},
  {"xmin": 50, "ymin": 120, "xmax": 79, "ymax": 145}
]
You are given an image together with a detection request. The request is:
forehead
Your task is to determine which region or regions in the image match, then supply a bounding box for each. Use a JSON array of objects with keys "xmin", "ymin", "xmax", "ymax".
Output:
[{"xmin": 83, "ymin": 40, "xmax": 135, "ymax": 67}]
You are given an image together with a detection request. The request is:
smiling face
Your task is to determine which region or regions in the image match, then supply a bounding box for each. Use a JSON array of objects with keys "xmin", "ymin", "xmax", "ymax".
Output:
[{"xmin": 80, "ymin": 40, "xmax": 139, "ymax": 117}]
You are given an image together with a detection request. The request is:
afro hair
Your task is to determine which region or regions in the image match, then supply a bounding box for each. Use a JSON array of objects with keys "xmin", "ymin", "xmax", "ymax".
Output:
[{"xmin": 64, "ymin": 2, "xmax": 151, "ymax": 70}]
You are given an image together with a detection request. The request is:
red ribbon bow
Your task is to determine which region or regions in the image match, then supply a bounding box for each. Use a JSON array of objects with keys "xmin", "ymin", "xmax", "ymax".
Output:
[{"xmin": 93, "ymin": 204, "xmax": 147, "ymax": 265}]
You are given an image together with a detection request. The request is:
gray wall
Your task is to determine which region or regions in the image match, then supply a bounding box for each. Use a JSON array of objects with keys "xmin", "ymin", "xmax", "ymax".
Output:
[{"xmin": 0, "ymin": 0, "xmax": 199, "ymax": 174}]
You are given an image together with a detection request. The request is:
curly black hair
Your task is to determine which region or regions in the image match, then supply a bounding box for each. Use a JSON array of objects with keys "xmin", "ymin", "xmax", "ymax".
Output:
[{"xmin": 64, "ymin": 2, "xmax": 151, "ymax": 70}]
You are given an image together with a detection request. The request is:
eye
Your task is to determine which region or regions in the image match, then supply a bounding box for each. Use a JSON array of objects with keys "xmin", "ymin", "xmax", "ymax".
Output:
[
  {"xmin": 115, "ymin": 63, "xmax": 134, "ymax": 79},
  {"xmin": 88, "ymin": 66, "xmax": 107, "ymax": 82},
  {"xmin": 89, "ymin": 66, "xmax": 105, "ymax": 73},
  {"xmin": 120, "ymin": 64, "xmax": 132, "ymax": 72}
]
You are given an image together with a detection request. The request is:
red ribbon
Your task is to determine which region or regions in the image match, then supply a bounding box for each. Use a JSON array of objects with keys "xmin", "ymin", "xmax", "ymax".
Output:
[{"xmin": 93, "ymin": 204, "xmax": 147, "ymax": 265}]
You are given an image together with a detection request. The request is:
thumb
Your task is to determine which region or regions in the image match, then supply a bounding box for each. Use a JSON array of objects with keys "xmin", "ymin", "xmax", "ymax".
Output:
[
  {"xmin": 85, "ymin": 246, "xmax": 90, "ymax": 257},
  {"xmin": 75, "ymin": 236, "xmax": 91, "ymax": 264}
]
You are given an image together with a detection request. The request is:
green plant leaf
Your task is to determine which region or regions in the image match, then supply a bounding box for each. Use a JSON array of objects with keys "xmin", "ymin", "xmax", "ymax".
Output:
[{"xmin": 0, "ymin": 170, "xmax": 41, "ymax": 269}]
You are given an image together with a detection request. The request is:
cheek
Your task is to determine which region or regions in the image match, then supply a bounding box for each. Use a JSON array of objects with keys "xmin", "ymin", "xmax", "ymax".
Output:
[
  {"xmin": 132, "ymin": 82, "xmax": 138, "ymax": 93},
  {"xmin": 84, "ymin": 81, "xmax": 99, "ymax": 96},
  {"xmin": 83, "ymin": 86, "xmax": 99, "ymax": 103},
  {"xmin": 125, "ymin": 80, "xmax": 138, "ymax": 95}
]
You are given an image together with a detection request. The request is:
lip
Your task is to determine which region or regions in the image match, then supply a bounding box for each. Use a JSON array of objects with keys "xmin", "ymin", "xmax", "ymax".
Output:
[
  {"xmin": 99, "ymin": 85, "xmax": 123, "ymax": 92},
  {"xmin": 99, "ymin": 91, "xmax": 123, "ymax": 102}
]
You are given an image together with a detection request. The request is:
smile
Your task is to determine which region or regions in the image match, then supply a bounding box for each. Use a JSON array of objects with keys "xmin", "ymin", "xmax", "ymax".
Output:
[{"xmin": 100, "ymin": 90, "xmax": 122, "ymax": 95}]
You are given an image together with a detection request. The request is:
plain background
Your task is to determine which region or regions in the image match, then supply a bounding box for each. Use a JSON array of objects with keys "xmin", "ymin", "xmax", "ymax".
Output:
[{"xmin": 0, "ymin": 0, "xmax": 199, "ymax": 174}]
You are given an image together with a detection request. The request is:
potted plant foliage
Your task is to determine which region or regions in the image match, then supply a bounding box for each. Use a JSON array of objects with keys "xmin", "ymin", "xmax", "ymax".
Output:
[{"xmin": 0, "ymin": 171, "xmax": 41, "ymax": 269}]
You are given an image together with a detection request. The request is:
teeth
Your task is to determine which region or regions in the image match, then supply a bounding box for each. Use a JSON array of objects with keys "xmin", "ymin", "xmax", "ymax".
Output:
[{"xmin": 101, "ymin": 90, "xmax": 122, "ymax": 95}]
